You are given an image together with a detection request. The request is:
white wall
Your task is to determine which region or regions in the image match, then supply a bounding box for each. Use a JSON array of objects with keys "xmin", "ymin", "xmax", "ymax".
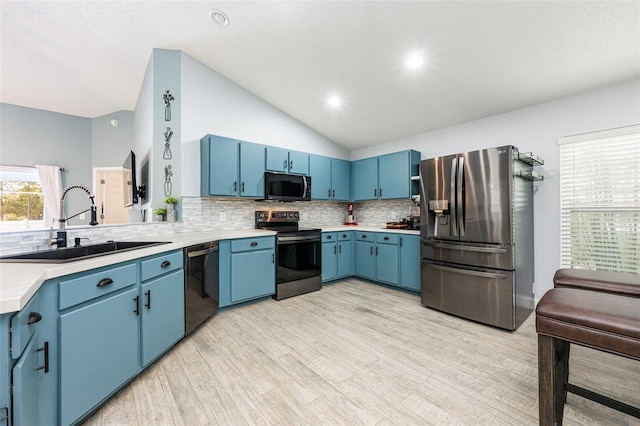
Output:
[
  {"xmin": 179, "ymin": 52, "xmax": 349, "ymax": 196},
  {"xmin": 132, "ymin": 53, "xmax": 154, "ymax": 218},
  {"xmin": 351, "ymin": 78, "xmax": 640, "ymax": 298}
]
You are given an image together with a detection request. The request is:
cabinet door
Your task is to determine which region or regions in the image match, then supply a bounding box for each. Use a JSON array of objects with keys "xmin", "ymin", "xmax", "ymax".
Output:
[
  {"xmin": 400, "ymin": 235, "xmax": 420, "ymax": 291},
  {"xmin": 337, "ymin": 240, "xmax": 353, "ymax": 278},
  {"xmin": 208, "ymin": 136, "xmax": 239, "ymax": 196},
  {"xmin": 322, "ymin": 242, "xmax": 338, "ymax": 282},
  {"xmin": 376, "ymin": 243, "xmax": 399, "ymax": 285},
  {"xmin": 265, "ymin": 146, "xmax": 289, "ymax": 172},
  {"xmin": 309, "ymin": 155, "xmax": 332, "ymax": 200},
  {"xmin": 230, "ymin": 250, "xmax": 275, "ymax": 302},
  {"xmin": 355, "ymin": 241, "xmax": 375, "ymax": 280},
  {"xmin": 331, "ymin": 159, "xmax": 351, "ymax": 201},
  {"xmin": 12, "ymin": 332, "xmax": 44, "ymax": 426},
  {"xmin": 60, "ymin": 288, "xmax": 139, "ymax": 426},
  {"xmin": 141, "ymin": 270, "xmax": 185, "ymax": 367},
  {"xmin": 240, "ymin": 142, "xmax": 265, "ymax": 198},
  {"xmin": 288, "ymin": 150, "xmax": 309, "ymax": 175},
  {"xmin": 353, "ymin": 157, "xmax": 378, "ymax": 201},
  {"xmin": 378, "ymin": 151, "xmax": 410, "ymax": 199}
]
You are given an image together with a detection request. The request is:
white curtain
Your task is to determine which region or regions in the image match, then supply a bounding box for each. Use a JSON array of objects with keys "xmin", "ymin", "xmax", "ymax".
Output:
[{"xmin": 35, "ymin": 165, "xmax": 63, "ymax": 227}]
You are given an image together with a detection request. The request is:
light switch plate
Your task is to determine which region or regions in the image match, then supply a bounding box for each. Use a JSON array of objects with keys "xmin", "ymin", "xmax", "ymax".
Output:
[{"xmin": 219, "ymin": 212, "xmax": 226, "ymax": 221}]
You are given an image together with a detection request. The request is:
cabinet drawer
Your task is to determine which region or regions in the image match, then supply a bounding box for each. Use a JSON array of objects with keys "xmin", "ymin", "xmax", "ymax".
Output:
[
  {"xmin": 322, "ymin": 232, "xmax": 337, "ymax": 242},
  {"xmin": 231, "ymin": 236, "xmax": 275, "ymax": 253},
  {"xmin": 10, "ymin": 292, "xmax": 41, "ymax": 359},
  {"xmin": 140, "ymin": 250, "xmax": 183, "ymax": 282},
  {"xmin": 338, "ymin": 231, "xmax": 352, "ymax": 241},
  {"xmin": 355, "ymin": 232, "xmax": 375, "ymax": 242},
  {"xmin": 59, "ymin": 263, "xmax": 136, "ymax": 310},
  {"xmin": 376, "ymin": 233, "xmax": 399, "ymax": 245}
]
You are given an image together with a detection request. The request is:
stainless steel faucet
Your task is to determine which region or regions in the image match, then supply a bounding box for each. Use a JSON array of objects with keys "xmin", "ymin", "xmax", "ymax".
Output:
[{"xmin": 45, "ymin": 185, "xmax": 99, "ymax": 248}]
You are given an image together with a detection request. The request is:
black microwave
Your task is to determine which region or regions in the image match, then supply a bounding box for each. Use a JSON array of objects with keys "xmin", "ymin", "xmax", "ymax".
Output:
[{"xmin": 264, "ymin": 172, "xmax": 311, "ymax": 202}]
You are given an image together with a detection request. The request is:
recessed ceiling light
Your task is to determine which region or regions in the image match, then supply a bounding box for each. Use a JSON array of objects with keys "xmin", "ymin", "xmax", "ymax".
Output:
[
  {"xmin": 110, "ymin": 118, "xmax": 119, "ymax": 127},
  {"xmin": 406, "ymin": 55, "xmax": 423, "ymax": 69},
  {"xmin": 209, "ymin": 9, "xmax": 230, "ymax": 26},
  {"xmin": 328, "ymin": 95, "xmax": 341, "ymax": 107}
]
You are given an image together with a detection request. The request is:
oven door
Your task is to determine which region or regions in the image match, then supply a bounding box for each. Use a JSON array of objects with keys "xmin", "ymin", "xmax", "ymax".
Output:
[{"xmin": 276, "ymin": 233, "xmax": 322, "ymax": 284}]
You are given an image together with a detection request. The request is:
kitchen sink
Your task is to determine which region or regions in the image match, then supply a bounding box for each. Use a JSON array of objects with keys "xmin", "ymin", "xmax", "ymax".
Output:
[{"xmin": 0, "ymin": 241, "xmax": 170, "ymax": 264}]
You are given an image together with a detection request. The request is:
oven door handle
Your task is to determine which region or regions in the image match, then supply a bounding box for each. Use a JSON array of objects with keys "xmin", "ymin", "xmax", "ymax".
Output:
[
  {"xmin": 278, "ymin": 235, "xmax": 321, "ymax": 244},
  {"xmin": 187, "ymin": 246, "xmax": 219, "ymax": 258}
]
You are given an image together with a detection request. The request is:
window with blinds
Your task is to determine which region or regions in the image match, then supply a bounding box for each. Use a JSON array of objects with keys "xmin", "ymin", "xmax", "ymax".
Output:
[{"xmin": 558, "ymin": 125, "xmax": 640, "ymax": 274}]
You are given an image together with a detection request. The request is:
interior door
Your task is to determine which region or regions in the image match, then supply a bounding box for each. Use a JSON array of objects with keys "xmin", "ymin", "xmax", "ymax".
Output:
[{"xmin": 94, "ymin": 168, "xmax": 129, "ymax": 224}]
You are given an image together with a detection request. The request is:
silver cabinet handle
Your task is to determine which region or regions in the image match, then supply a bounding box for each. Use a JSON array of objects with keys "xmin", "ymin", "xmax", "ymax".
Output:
[
  {"xmin": 429, "ymin": 263, "xmax": 508, "ymax": 279},
  {"xmin": 450, "ymin": 157, "xmax": 458, "ymax": 237},
  {"xmin": 457, "ymin": 156, "xmax": 465, "ymax": 238},
  {"xmin": 425, "ymin": 241, "xmax": 508, "ymax": 254}
]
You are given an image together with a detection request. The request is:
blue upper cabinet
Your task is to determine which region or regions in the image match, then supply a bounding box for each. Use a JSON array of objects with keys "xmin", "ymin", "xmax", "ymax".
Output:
[
  {"xmin": 353, "ymin": 157, "xmax": 378, "ymax": 200},
  {"xmin": 353, "ymin": 150, "xmax": 421, "ymax": 201},
  {"xmin": 201, "ymin": 135, "xmax": 265, "ymax": 198},
  {"xmin": 266, "ymin": 147, "xmax": 309, "ymax": 175},
  {"xmin": 331, "ymin": 159, "xmax": 351, "ymax": 201},
  {"xmin": 309, "ymin": 155, "xmax": 351, "ymax": 201},
  {"xmin": 309, "ymin": 155, "xmax": 331, "ymax": 199},
  {"xmin": 265, "ymin": 146, "xmax": 289, "ymax": 172},
  {"xmin": 239, "ymin": 142, "xmax": 266, "ymax": 197}
]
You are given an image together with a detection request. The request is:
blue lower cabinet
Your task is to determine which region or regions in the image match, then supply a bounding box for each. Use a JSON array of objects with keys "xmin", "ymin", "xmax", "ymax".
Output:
[
  {"xmin": 231, "ymin": 249, "xmax": 275, "ymax": 302},
  {"xmin": 399, "ymin": 235, "xmax": 420, "ymax": 291},
  {"xmin": 219, "ymin": 236, "xmax": 276, "ymax": 307},
  {"xmin": 60, "ymin": 287, "xmax": 139, "ymax": 425},
  {"xmin": 375, "ymin": 242, "xmax": 399, "ymax": 285},
  {"xmin": 141, "ymin": 270, "xmax": 185, "ymax": 367},
  {"xmin": 337, "ymin": 232, "xmax": 353, "ymax": 278},
  {"xmin": 56, "ymin": 250, "xmax": 184, "ymax": 425},
  {"xmin": 355, "ymin": 240, "xmax": 376, "ymax": 280},
  {"xmin": 322, "ymin": 232, "xmax": 353, "ymax": 282},
  {"xmin": 12, "ymin": 332, "xmax": 43, "ymax": 426},
  {"xmin": 322, "ymin": 239, "xmax": 338, "ymax": 282}
]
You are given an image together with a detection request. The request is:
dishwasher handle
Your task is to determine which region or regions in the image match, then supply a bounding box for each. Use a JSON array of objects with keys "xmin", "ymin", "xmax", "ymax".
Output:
[{"xmin": 187, "ymin": 245, "xmax": 218, "ymax": 258}]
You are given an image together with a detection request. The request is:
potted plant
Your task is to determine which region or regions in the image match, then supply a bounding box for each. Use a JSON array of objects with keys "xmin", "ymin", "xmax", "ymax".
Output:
[
  {"xmin": 154, "ymin": 207, "xmax": 167, "ymax": 222},
  {"xmin": 164, "ymin": 196, "xmax": 178, "ymax": 222}
]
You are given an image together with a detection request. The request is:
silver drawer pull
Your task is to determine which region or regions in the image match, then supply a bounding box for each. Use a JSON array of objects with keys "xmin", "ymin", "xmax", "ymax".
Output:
[{"xmin": 426, "ymin": 242, "xmax": 508, "ymax": 254}]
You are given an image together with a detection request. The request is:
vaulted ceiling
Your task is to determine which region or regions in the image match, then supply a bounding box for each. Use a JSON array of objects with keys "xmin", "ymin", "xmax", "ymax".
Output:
[{"xmin": 1, "ymin": 1, "xmax": 639, "ymax": 149}]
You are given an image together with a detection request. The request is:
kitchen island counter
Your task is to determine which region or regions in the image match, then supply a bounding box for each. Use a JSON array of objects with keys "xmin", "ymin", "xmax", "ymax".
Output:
[{"xmin": 0, "ymin": 229, "xmax": 276, "ymax": 314}]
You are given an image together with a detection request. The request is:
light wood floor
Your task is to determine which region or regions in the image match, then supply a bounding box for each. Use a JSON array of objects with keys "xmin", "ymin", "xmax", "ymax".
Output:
[{"xmin": 84, "ymin": 279, "xmax": 640, "ymax": 425}]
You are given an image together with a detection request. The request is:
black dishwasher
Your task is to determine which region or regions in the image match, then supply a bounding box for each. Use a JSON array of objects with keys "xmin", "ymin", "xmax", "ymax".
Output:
[{"xmin": 183, "ymin": 241, "xmax": 219, "ymax": 335}]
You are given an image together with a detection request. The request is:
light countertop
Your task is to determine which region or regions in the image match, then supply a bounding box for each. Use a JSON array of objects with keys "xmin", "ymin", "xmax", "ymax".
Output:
[
  {"xmin": 0, "ymin": 229, "xmax": 275, "ymax": 314},
  {"xmin": 0, "ymin": 226, "xmax": 419, "ymax": 315}
]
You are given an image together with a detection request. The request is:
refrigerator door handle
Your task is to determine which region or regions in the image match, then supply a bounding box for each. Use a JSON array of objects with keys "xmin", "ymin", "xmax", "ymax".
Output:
[
  {"xmin": 429, "ymin": 263, "xmax": 508, "ymax": 280},
  {"xmin": 457, "ymin": 156, "xmax": 465, "ymax": 238},
  {"xmin": 426, "ymin": 242, "xmax": 508, "ymax": 254},
  {"xmin": 450, "ymin": 157, "xmax": 458, "ymax": 237}
]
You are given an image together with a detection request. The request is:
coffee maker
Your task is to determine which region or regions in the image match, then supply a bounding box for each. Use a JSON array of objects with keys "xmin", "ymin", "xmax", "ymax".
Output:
[{"xmin": 344, "ymin": 203, "xmax": 357, "ymax": 225}]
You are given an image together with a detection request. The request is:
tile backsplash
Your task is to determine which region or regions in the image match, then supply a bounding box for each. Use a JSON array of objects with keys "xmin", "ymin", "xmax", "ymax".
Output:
[{"xmin": 0, "ymin": 196, "xmax": 417, "ymax": 255}]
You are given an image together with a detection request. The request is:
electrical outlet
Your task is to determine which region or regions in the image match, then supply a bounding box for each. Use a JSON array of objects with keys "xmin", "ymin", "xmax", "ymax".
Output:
[
  {"xmin": 301, "ymin": 212, "xmax": 308, "ymax": 221},
  {"xmin": 79, "ymin": 213, "xmax": 86, "ymax": 220},
  {"xmin": 219, "ymin": 212, "xmax": 226, "ymax": 221}
]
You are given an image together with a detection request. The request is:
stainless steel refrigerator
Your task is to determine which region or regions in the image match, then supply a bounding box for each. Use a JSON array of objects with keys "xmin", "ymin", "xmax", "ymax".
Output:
[{"xmin": 420, "ymin": 145, "xmax": 535, "ymax": 330}]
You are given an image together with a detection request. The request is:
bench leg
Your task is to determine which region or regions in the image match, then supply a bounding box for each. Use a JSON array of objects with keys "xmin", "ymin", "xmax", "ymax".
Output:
[{"xmin": 539, "ymin": 334, "xmax": 569, "ymax": 426}]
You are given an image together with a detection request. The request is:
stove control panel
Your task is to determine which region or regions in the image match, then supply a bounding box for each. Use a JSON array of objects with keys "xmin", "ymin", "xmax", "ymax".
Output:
[{"xmin": 255, "ymin": 210, "xmax": 299, "ymax": 223}]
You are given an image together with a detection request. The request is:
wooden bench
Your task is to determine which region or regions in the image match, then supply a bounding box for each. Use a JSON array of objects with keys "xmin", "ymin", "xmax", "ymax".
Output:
[{"xmin": 536, "ymin": 288, "xmax": 640, "ymax": 425}]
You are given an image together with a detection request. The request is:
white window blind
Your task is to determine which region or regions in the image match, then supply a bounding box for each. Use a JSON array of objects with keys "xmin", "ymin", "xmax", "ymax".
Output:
[{"xmin": 558, "ymin": 125, "xmax": 640, "ymax": 274}]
